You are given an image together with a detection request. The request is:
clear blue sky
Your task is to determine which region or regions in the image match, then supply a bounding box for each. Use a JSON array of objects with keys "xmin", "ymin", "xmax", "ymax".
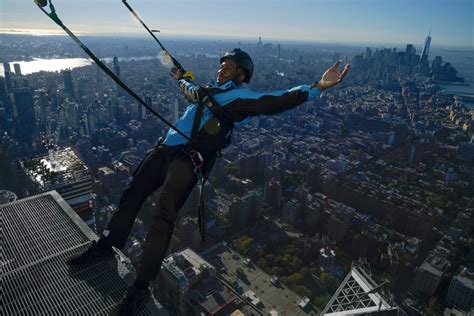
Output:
[{"xmin": 0, "ymin": 0, "xmax": 472, "ymax": 47}]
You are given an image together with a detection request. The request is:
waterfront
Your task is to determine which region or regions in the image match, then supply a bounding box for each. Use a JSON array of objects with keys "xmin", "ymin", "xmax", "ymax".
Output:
[
  {"xmin": 0, "ymin": 56, "xmax": 158, "ymax": 76},
  {"xmin": 432, "ymin": 46, "xmax": 474, "ymax": 105}
]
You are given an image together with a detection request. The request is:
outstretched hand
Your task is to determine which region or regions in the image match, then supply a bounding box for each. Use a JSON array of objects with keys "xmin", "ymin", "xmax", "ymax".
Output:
[{"xmin": 314, "ymin": 60, "xmax": 350, "ymax": 91}]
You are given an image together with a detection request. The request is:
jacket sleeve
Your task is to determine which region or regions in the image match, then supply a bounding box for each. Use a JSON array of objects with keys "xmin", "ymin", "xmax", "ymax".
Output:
[
  {"xmin": 224, "ymin": 85, "xmax": 321, "ymax": 122},
  {"xmin": 176, "ymin": 79, "xmax": 206, "ymax": 103}
]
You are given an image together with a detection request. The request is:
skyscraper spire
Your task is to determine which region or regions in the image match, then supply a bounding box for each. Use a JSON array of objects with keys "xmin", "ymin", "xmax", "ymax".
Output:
[{"xmin": 420, "ymin": 29, "xmax": 432, "ymax": 65}]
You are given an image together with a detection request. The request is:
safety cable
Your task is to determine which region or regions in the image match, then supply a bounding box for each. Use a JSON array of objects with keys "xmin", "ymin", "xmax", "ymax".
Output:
[
  {"xmin": 121, "ymin": 0, "xmax": 195, "ymax": 81},
  {"xmin": 33, "ymin": 0, "xmax": 196, "ymax": 146}
]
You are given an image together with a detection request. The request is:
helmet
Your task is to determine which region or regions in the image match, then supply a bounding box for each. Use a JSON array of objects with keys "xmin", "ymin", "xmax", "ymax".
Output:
[
  {"xmin": 34, "ymin": 0, "xmax": 48, "ymax": 7},
  {"xmin": 220, "ymin": 48, "xmax": 254, "ymax": 83}
]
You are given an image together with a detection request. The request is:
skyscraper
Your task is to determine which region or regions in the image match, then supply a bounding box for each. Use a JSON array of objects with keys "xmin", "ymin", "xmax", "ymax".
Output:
[
  {"xmin": 143, "ymin": 96, "xmax": 153, "ymax": 119},
  {"xmin": 365, "ymin": 47, "xmax": 372, "ymax": 60},
  {"xmin": 420, "ymin": 29, "xmax": 432, "ymax": 65},
  {"xmin": 113, "ymin": 57, "xmax": 124, "ymax": 96},
  {"xmin": 62, "ymin": 69, "xmax": 75, "ymax": 98},
  {"xmin": 0, "ymin": 77, "xmax": 14, "ymax": 121},
  {"xmin": 4, "ymin": 71, "xmax": 13, "ymax": 93},
  {"xmin": 3, "ymin": 62, "xmax": 11, "ymax": 73},
  {"xmin": 13, "ymin": 63, "xmax": 22, "ymax": 76},
  {"xmin": 404, "ymin": 44, "xmax": 415, "ymax": 65},
  {"xmin": 0, "ymin": 77, "xmax": 7, "ymax": 103},
  {"xmin": 65, "ymin": 99, "xmax": 79, "ymax": 129},
  {"xmin": 87, "ymin": 111, "xmax": 96, "ymax": 134},
  {"xmin": 113, "ymin": 56, "xmax": 121, "ymax": 77},
  {"xmin": 34, "ymin": 89, "xmax": 48, "ymax": 127},
  {"xmin": 77, "ymin": 77, "xmax": 89, "ymax": 99},
  {"xmin": 13, "ymin": 87, "xmax": 36, "ymax": 144}
]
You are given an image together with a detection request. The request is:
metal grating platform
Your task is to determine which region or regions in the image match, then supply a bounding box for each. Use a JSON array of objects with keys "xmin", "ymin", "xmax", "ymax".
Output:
[{"xmin": 0, "ymin": 191, "xmax": 168, "ymax": 315}]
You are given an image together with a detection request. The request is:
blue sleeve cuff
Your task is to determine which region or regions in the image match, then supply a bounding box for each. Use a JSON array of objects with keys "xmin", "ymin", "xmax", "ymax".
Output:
[
  {"xmin": 308, "ymin": 85, "xmax": 321, "ymax": 100},
  {"xmin": 289, "ymin": 84, "xmax": 321, "ymax": 101}
]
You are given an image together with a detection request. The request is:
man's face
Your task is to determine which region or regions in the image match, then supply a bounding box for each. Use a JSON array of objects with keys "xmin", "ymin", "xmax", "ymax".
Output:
[{"xmin": 216, "ymin": 59, "xmax": 240, "ymax": 84}]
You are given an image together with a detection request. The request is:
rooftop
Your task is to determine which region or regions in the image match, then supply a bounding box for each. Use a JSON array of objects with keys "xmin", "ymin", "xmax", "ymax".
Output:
[
  {"xmin": 420, "ymin": 255, "xmax": 451, "ymax": 277},
  {"xmin": 162, "ymin": 247, "xmax": 215, "ymax": 290},
  {"xmin": 453, "ymin": 266, "xmax": 474, "ymax": 289},
  {"xmin": 186, "ymin": 276, "xmax": 242, "ymax": 315},
  {"xmin": 20, "ymin": 147, "xmax": 91, "ymax": 189},
  {"xmin": 201, "ymin": 242, "xmax": 318, "ymax": 315}
]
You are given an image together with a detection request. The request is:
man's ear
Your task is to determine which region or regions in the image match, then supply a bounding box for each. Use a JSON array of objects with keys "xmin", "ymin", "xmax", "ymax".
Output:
[{"xmin": 236, "ymin": 68, "xmax": 246, "ymax": 84}]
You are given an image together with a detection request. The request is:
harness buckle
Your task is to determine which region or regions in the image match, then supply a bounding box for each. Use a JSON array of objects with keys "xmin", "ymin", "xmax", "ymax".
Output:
[{"xmin": 184, "ymin": 147, "xmax": 204, "ymax": 176}]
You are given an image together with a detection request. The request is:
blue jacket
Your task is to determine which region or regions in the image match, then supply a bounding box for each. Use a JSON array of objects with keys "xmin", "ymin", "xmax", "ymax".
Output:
[{"xmin": 163, "ymin": 79, "xmax": 321, "ymax": 146}]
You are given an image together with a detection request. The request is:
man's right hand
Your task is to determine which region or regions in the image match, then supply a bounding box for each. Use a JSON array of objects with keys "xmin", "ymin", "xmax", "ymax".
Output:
[{"xmin": 170, "ymin": 67, "xmax": 183, "ymax": 80}]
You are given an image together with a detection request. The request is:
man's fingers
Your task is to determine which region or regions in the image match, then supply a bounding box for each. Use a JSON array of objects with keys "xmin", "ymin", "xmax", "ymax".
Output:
[
  {"xmin": 332, "ymin": 64, "xmax": 350, "ymax": 84},
  {"xmin": 340, "ymin": 64, "xmax": 350, "ymax": 79},
  {"xmin": 329, "ymin": 60, "xmax": 341, "ymax": 71}
]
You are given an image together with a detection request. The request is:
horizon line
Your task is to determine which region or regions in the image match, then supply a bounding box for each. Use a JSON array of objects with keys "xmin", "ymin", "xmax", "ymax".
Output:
[{"xmin": 0, "ymin": 29, "xmax": 472, "ymax": 51}]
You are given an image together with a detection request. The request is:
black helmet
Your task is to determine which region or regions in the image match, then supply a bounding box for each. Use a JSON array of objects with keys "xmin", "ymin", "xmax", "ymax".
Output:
[
  {"xmin": 34, "ymin": 0, "xmax": 48, "ymax": 7},
  {"xmin": 220, "ymin": 48, "xmax": 254, "ymax": 83}
]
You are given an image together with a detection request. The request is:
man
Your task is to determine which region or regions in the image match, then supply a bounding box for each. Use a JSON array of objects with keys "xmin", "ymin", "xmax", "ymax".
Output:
[{"xmin": 67, "ymin": 48, "xmax": 349, "ymax": 315}]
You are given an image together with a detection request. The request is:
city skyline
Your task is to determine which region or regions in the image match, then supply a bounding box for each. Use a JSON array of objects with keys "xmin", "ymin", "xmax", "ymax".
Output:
[{"xmin": 0, "ymin": 0, "xmax": 472, "ymax": 47}]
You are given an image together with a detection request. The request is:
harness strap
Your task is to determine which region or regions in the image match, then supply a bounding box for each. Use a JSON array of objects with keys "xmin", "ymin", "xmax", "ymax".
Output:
[
  {"xmin": 200, "ymin": 93, "xmax": 234, "ymax": 130},
  {"xmin": 186, "ymin": 85, "xmax": 235, "ymax": 242},
  {"xmin": 197, "ymin": 174, "xmax": 206, "ymax": 242},
  {"xmin": 183, "ymin": 146, "xmax": 207, "ymax": 242},
  {"xmin": 190, "ymin": 101, "xmax": 205, "ymax": 142}
]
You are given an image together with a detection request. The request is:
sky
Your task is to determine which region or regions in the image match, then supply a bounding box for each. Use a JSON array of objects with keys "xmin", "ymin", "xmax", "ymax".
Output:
[{"xmin": 0, "ymin": 0, "xmax": 472, "ymax": 47}]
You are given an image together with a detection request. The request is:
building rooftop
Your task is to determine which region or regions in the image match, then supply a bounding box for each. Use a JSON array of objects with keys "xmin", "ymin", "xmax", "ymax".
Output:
[
  {"xmin": 1, "ymin": 191, "xmax": 166, "ymax": 315},
  {"xmin": 187, "ymin": 276, "xmax": 241, "ymax": 315},
  {"xmin": 20, "ymin": 147, "xmax": 91, "ymax": 189},
  {"xmin": 161, "ymin": 247, "xmax": 261, "ymax": 315},
  {"xmin": 453, "ymin": 266, "xmax": 474, "ymax": 289},
  {"xmin": 162, "ymin": 247, "xmax": 215, "ymax": 290},
  {"xmin": 201, "ymin": 242, "xmax": 319, "ymax": 315},
  {"xmin": 420, "ymin": 255, "xmax": 451, "ymax": 277}
]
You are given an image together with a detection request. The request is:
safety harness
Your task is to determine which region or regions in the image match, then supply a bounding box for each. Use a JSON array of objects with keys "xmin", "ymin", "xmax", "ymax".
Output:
[{"xmin": 186, "ymin": 88, "xmax": 235, "ymax": 242}]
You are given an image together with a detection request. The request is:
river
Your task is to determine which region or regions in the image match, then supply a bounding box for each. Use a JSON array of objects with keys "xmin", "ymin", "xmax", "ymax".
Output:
[{"xmin": 0, "ymin": 56, "xmax": 158, "ymax": 77}]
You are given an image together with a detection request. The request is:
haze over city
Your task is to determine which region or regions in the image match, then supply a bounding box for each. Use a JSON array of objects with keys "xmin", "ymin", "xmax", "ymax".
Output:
[{"xmin": 1, "ymin": 0, "xmax": 473, "ymax": 47}]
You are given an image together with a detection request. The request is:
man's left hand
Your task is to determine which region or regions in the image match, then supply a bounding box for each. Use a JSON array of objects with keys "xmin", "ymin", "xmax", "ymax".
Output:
[{"xmin": 314, "ymin": 60, "xmax": 350, "ymax": 91}]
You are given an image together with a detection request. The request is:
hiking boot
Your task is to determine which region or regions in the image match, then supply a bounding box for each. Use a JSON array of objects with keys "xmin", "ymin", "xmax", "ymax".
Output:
[
  {"xmin": 110, "ymin": 285, "xmax": 151, "ymax": 316},
  {"xmin": 66, "ymin": 240, "xmax": 114, "ymax": 265}
]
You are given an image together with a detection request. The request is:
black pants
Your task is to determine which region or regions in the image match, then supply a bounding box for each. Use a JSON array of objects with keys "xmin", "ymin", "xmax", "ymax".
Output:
[{"xmin": 100, "ymin": 144, "xmax": 212, "ymax": 281}]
